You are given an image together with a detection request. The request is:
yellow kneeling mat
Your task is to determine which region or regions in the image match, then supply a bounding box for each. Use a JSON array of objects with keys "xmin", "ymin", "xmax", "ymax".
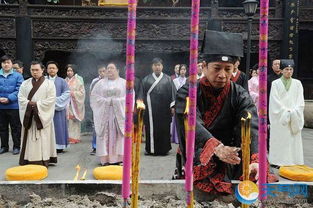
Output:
[
  {"xmin": 93, "ymin": 165, "xmax": 123, "ymax": 180},
  {"xmin": 279, "ymin": 165, "xmax": 313, "ymax": 181},
  {"xmin": 5, "ymin": 165, "xmax": 48, "ymax": 181}
]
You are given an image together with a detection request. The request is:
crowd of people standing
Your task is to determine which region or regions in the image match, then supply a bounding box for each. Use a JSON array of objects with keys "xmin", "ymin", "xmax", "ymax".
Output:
[{"xmin": 0, "ymin": 38, "xmax": 306, "ymax": 189}]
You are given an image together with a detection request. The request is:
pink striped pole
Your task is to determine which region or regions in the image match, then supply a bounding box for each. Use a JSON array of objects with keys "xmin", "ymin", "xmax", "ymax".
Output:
[
  {"xmin": 122, "ymin": 0, "xmax": 137, "ymax": 207},
  {"xmin": 258, "ymin": 0, "xmax": 269, "ymax": 202},
  {"xmin": 185, "ymin": 0, "xmax": 200, "ymax": 207}
]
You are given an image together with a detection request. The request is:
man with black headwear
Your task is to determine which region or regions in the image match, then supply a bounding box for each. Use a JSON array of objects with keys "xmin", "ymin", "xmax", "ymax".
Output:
[
  {"xmin": 175, "ymin": 30, "xmax": 278, "ymax": 195},
  {"xmin": 141, "ymin": 58, "xmax": 176, "ymax": 155},
  {"xmin": 269, "ymin": 59, "xmax": 304, "ymax": 167}
]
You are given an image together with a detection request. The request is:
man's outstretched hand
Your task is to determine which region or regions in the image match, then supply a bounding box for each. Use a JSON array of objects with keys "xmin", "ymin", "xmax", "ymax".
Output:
[{"xmin": 214, "ymin": 144, "xmax": 241, "ymax": 165}]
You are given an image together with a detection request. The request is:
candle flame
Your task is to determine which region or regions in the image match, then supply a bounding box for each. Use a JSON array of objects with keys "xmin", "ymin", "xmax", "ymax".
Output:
[
  {"xmin": 184, "ymin": 97, "xmax": 190, "ymax": 115},
  {"xmin": 136, "ymin": 100, "xmax": 145, "ymax": 110}
]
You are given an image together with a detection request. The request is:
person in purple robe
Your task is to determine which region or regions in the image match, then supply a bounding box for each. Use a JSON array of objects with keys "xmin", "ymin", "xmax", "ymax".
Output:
[
  {"xmin": 171, "ymin": 64, "xmax": 188, "ymax": 144},
  {"xmin": 46, "ymin": 61, "xmax": 70, "ymax": 153}
]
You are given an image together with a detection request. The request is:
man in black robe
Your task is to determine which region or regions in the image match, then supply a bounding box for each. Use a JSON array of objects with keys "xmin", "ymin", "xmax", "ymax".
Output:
[
  {"xmin": 267, "ymin": 59, "xmax": 281, "ymax": 150},
  {"xmin": 142, "ymin": 58, "xmax": 176, "ymax": 155},
  {"xmin": 175, "ymin": 30, "xmax": 278, "ymax": 194},
  {"xmin": 230, "ymin": 57, "xmax": 249, "ymax": 91},
  {"xmin": 267, "ymin": 59, "xmax": 281, "ymax": 102}
]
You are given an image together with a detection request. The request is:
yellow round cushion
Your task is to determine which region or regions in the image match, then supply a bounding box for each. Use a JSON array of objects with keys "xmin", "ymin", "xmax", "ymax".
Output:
[
  {"xmin": 93, "ymin": 165, "xmax": 123, "ymax": 180},
  {"xmin": 5, "ymin": 165, "xmax": 48, "ymax": 181},
  {"xmin": 279, "ymin": 165, "xmax": 313, "ymax": 181}
]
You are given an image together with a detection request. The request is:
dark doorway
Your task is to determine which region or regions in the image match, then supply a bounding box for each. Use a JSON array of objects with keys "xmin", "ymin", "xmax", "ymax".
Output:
[
  {"xmin": 298, "ymin": 30, "xmax": 313, "ymax": 99},
  {"xmin": 0, "ymin": 50, "xmax": 5, "ymax": 58},
  {"xmin": 42, "ymin": 50, "xmax": 190, "ymax": 132}
]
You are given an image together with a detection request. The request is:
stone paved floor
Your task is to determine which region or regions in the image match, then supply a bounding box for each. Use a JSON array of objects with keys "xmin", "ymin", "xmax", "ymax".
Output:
[{"xmin": 0, "ymin": 128, "xmax": 312, "ymax": 181}]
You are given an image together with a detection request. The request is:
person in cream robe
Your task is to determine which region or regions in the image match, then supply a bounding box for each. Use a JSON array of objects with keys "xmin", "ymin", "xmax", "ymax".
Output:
[{"xmin": 269, "ymin": 59, "xmax": 304, "ymax": 167}]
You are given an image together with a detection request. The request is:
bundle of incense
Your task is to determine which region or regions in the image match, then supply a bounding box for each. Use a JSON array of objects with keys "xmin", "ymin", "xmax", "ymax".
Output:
[
  {"xmin": 131, "ymin": 100, "xmax": 145, "ymax": 208},
  {"xmin": 73, "ymin": 164, "xmax": 81, "ymax": 181},
  {"xmin": 184, "ymin": 97, "xmax": 194, "ymax": 208},
  {"xmin": 241, "ymin": 112, "xmax": 251, "ymax": 208},
  {"xmin": 80, "ymin": 169, "xmax": 87, "ymax": 180},
  {"xmin": 184, "ymin": 97, "xmax": 190, "ymax": 147}
]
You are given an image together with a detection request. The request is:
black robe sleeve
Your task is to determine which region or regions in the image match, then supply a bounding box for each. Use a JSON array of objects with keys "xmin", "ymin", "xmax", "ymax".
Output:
[
  {"xmin": 176, "ymin": 81, "xmax": 258, "ymax": 165},
  {"xmin": 240, "ymin": 71, "xmax": 249, "ymax": 91},
  {"xmin": 134, "ymin": 77, "xmax": 143, "ymax": 101},
  {"xmin": 175, "ymin": 81, "xmax": 214, "ymax": 163}
]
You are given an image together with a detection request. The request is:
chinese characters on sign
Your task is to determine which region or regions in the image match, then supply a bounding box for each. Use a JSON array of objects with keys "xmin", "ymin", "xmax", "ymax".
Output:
[{"xmin": 286, "ymin": 0, "xmax": 300, "ymax": 60}]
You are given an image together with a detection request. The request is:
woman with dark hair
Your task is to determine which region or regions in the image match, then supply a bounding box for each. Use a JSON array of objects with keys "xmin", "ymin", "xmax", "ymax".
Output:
[
  {"xmin": 173, "ymin": 64, "xmax": 188, "ymax": 90},
  {"xmin": 65, "ymin": 64, "xmax": 85, "ymax": 144}
]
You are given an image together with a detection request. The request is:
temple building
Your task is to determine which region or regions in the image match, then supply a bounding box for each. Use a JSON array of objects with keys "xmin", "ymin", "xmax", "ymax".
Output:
[{"xmin": 1, "ymin": 0, "xmax": 312, "ymax": 129}]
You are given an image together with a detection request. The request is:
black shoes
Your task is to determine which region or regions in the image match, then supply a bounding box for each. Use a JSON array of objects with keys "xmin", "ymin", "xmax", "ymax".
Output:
[
  {"xmin": 90, "ymin": 148, "xmax": 96, "ymax": 155},
  {"xmin": 0, "ymin": 147, "xmax": 9, "ymax": 154},
  {"xmin": 12, "ymin": 148, "xmax": 20, "ymax": 155},
  {"xmin": 57, "ymin": 149, "xmax": 64, "ymax": 153}
]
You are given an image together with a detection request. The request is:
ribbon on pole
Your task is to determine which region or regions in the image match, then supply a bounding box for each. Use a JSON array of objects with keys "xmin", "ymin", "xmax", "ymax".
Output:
[
  {"xmin": 122, "ymin": 0, "xmax": 137, "ymax": 207},
  {"xmin": 185, "ymin": 0, "xmax": 200, "ymax": 207},
  {"xmin": 258, "ymin": 0, "xmax": 269, "ymax": 202}
]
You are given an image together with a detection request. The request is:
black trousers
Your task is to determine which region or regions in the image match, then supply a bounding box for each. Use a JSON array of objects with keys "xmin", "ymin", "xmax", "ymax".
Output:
[{"xmin": 0, "ymin": 109, "xmax": 21, "ymax": 149}]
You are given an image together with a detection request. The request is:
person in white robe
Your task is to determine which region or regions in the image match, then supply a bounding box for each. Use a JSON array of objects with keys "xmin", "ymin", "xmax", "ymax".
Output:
[
  {"xmin": 18, "ymin": 61, "xmax": 57, "ymax": 167},
  {"xmin": 90, "ymin": 63, "xmax": 126, "ymax": 165},
  {"xmin": 269, "ymin": 59, "xmax": 305, "ymax": 167},
  {"xmin": 90, "ymin": 65, "xmax": 107, "ymax": 155}
]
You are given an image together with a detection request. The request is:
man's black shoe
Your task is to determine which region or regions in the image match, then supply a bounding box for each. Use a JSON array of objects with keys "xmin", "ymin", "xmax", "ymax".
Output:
[
  {"xmin": 0, "ymin": 148, "xmax": 8, "ymax": 154},
  {"xmin": 57, "ymin": 149, "xmax": 64, "ymax": 153},
  {"xmin": 90, "ymin": 148, "xmax": 96, "ymax": 155},
  {"xmin": 12, "ymin": 148, "xmax": 20, "ymax": 155}
]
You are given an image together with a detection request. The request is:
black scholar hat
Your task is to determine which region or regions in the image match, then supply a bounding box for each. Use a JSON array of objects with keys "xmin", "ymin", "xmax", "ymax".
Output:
[
  {"xmin": 280, "ymin": 59, "xmax": 295, "ymax": 69},
  {"xmin": 201, "ymin": 30, "xmax": 243, "ymax": 64}
]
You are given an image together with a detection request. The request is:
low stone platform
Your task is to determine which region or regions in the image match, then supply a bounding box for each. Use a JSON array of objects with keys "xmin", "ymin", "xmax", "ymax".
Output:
[{"xmin": 0, "ymin": 180, "xmax": 312, "ymax": 206}]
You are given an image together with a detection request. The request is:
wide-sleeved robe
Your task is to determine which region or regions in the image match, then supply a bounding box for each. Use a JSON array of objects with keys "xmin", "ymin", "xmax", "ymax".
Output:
[
  {"xmin": 175, "ymin": 78, "xmax": 263, "ymax": 194},
  {"xmin": 66, "ymin": 74, "xmax": 85, "ymax": 143},
  {"xmin": 90, "ymin": 76, "xmax": 104, "ymax": 150},
  {"xmin": 48, "ymin": 76, "xmax": 70, "ymax": 150},
  {"xmin": 90, "ymin": 77, "xmax": 126, "ymax": 164},
  {"xmin": 269, "ymin": 78, "xmax": 304, "ymax": 166},
  {"xmin": 18, "ymin": 77, "xmax": 57, "ymax": 167},
  {"xmin": 142, "ymin": 72, "xmax": 176, "ymax": 155}
]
